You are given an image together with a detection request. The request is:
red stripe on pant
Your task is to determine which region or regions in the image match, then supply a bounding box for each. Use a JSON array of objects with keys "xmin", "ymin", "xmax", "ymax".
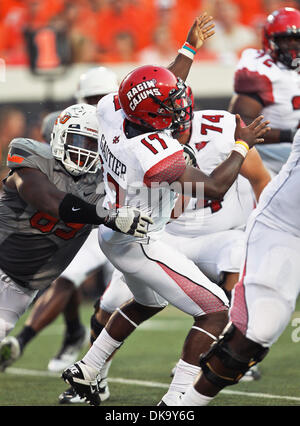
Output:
[
  {"xmin": 158, "ymin": 262, "xmax": 227, "ymax": 314},
  {"xmin": 230, "ymin": 263, "xmax": 248, "ymax": 335}
]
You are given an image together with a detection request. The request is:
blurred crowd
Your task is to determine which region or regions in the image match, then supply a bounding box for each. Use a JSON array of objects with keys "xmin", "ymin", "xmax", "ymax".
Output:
[{"xmin": 0, "ymin": 0, "xmax": 299, "ymax": 69}]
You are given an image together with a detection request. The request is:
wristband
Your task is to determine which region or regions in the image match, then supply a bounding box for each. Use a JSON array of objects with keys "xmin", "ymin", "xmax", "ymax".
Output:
[
  {"xmin": 59, "ymin": 193, "xmax": 104, "ymax": 225},
  {"xmin": 178, "ymin": 42, "xmax": 197, "ymax": 60},
  {"xmin": 279, "ymin": 128, "xmax": 296, "ymax": 142},
  {"xmin": 232, "ymin": 140, "xmax": 249, "ymax": 158}
]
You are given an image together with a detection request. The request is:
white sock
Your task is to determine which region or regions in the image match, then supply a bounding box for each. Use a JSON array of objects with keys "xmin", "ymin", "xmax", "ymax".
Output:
[
  {"xmin": 82, "ymin": 329, "xmax": 122, "ymax": 372},
  {"xmin": 100, "ymin": 359, "xmax": 112, "ymax": 381},
  {"xmin": 168, "ymin": 359, "xmax": 201, "ymax": 394},
  {"xmin": 180, "ymin": 385, "xmax": 213, "ymax": 406}
]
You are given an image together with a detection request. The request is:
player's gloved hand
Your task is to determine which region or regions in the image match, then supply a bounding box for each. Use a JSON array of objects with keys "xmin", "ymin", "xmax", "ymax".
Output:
[
  {"xmin": 104, "ymin": 206, "xmax": 153, "ymax": 238},
  {"xmin": 183, "ymin": 144, "xmax": 198, "ymax": 167}
]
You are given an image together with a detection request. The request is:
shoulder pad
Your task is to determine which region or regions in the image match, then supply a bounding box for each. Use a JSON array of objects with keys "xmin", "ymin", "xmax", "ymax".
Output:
[
  {"xmin": 234, "ymin": 68, "xmax": 274, "ymax": 107},
  {"xmin": 238, "ymin": 49, "xmax": 279, "ymax": 77},
  {"xmin": 238, "ymin": 49, "xmax": 262, "ymax": 65},
  {"xmin": 7, "ymin": 138, "xmax": 53, "ymax": 170},
  {"xmin": 234, "ymin": 49, "xmax": 281, "ymax": 106},
  {"xmin": 97, "ymin": 93, "xmax": 124, "ymax": 126}
]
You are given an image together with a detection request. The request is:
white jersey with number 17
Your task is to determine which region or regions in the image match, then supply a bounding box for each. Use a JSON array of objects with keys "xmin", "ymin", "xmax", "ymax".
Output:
[{"xmin": 96, "ymin": 93, "xmax": 186, "ymax": 243}]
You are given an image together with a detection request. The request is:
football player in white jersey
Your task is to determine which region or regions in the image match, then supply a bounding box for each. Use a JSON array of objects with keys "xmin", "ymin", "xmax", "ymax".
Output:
[
  {"xmin": 61, "ymin": 58, "xmax": 270, "ymax": 405},
  {"xmin": 96, "ymin": 95, "xmax": 269, "ymax": 326},
  {"xmin": 179, "ymin": 126, "xmax": 300, "ymax": 405},
  {"xmin": 229, "ymin": 7, "xmax": 300, "ymax": 176},
  {"xmin": 69, "ymin": 90, "xmax": 269, "ymax": 405},
  {"xmin": 56, "ymin": 13, "xmax": 221, "ymax": 404}
]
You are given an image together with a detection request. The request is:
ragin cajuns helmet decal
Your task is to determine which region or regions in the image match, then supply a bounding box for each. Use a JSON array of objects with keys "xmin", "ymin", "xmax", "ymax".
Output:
[{"xmin": 126, "ymin": 79, "xmax": 162, "ymax": 111}]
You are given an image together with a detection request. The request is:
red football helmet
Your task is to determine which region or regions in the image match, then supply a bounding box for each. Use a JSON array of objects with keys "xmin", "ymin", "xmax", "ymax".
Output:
[
  {"xmin": 118, "ymin": 65, "xmax": 193, "ymax": 131},
  {"xmin": 263, "ymin": 7, "xmax": 300, "ymax": 69}
]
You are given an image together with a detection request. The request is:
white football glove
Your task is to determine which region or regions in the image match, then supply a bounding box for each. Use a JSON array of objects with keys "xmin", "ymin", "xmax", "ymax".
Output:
[{"xmin": 104, "ymin": 206, "xmax": 153, "ymax": 238}]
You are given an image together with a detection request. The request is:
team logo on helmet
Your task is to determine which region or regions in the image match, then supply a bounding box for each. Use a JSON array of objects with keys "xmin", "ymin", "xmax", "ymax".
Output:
[
  {"xmin": 126, "ymin": 79, "xmax": 162, "ymax": 111},
  {"xmin": 59, "ymin": 112, "xmax": 72, "ymax": 124}
]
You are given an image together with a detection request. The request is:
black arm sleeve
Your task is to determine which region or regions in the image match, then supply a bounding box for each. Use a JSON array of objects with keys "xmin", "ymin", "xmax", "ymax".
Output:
[
  {"xmin": 59, "ymin": 193, "xmax": 107, "ymax": 225},
  {"xmin": 279, "ymin": 128, "xmax": 296, "ymax": 142}
]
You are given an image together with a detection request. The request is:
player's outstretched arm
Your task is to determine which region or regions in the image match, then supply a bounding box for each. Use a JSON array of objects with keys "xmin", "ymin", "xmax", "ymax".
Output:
[
  {"xmin": 177, "ymin": 115, "xmax": 270, "ymax": 200},
  {"xmin": 168, "ymin": 12, "xmax": 215, "ymax": 81},
  {"xmin": 10, "ymin": 168, "xmax": 152, "ymax": 237},
  {"xmin": 11, "ymin": 167, "xmax": 66, "ymax": 215}
]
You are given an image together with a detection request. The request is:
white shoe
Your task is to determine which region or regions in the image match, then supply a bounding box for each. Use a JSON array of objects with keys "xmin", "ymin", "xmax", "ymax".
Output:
[
  {"xmin": 157, "ymin": 391, "xmax": 184, "ymax": 406},
  {"xmin": 0, "ymin": 336, "xmax": 21, "ymax": 371},
  {"xmin": 48, "ymin": 326, "xmax": 89, "ymax": 372},
  {"xmin": 62, "ymin": 361, "xmax": 102, "ymax": 406},
  {"xmin": 58, "ymin": 386, "xmax": 87, "ymax": 404},
  {"xmin": 97, "ymin": 378, "xmax": 110, "ymax": 402},
  {"xmin": 59, "ymin": 380, "xmax": 110, "ymax": 404}
]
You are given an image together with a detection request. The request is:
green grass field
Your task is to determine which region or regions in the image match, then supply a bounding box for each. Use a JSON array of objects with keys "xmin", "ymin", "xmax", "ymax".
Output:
[{"xmin": 1, "ymin": 298, "xmax": 300, "ymax": 407}]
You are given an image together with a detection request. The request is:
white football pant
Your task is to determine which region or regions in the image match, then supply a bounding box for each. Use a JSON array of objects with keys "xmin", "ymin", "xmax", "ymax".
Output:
[
  {"xmin": 60, "ymin": 228, "xmax": 113, "ymax": 287},
  {"xmin": 0, "ymin": 271, "xmax": 38, "ymax": 341},
  {"xmin": 230, "ymin": 219, "xmax": 300, "ymax": 347},
  {"xmin": 99, "ymin": 225, "xmax": 229, "ymax": 317}
]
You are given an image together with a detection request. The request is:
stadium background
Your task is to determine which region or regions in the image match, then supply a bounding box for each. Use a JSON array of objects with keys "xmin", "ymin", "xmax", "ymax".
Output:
[
  {"xmin": 0, "ymin": 0, "xmax": 299, "ymax": 299},
  {"xmin": 1, "ymin": 0, "xmax": 300, "ymax": 406}
]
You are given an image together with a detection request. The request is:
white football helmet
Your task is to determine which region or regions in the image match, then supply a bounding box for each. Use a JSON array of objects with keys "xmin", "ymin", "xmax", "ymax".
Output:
[
  {"xmin": 51, "ymin": 104, "xmax": 100, "ymax": 176},
  {"xmin": 75, "ymin": 66, "xmax": 119, "ymax": 105}
]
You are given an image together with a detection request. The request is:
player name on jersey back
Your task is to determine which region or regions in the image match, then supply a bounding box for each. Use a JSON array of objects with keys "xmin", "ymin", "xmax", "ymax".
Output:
[{"xmin": 99, "ymin": 134, "xmax": 127, "ymax": 179}]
